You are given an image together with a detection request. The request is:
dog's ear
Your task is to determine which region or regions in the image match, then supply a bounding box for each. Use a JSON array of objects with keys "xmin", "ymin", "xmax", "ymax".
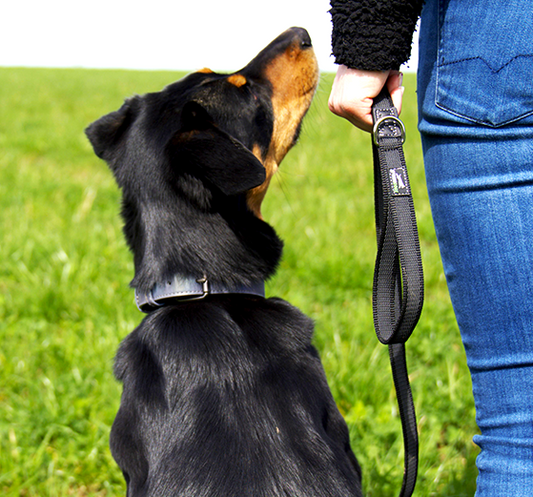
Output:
[
  {"xmin": 169, "ymin": 102, "xmax": 266, "ymax": 196},
  {"xmin": 85, "ymin": 96, "xmax": 141, "ymax": 161}
]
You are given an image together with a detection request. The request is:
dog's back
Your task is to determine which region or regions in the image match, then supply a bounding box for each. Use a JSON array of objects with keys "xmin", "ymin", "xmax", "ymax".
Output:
[{"xmin": 112, "ymin": 297, "xmax": 361, "ymax": 496}]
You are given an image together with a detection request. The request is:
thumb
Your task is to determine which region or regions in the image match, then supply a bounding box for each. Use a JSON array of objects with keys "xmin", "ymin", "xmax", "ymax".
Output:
[{"xmin": 387, "ymin": 71, "xmax": 404, "ymax": 115}]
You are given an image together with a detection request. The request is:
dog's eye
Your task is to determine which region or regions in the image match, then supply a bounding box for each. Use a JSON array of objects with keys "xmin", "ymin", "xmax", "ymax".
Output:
[{"xmin": 181, "ymin": 101, "xmax": 211, "ymax": 130}]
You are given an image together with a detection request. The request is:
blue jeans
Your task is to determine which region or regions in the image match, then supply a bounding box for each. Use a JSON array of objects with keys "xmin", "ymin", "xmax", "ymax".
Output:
[{"xmin": 417, "ymin": 0, "xmax": 533, "ymax": 494}]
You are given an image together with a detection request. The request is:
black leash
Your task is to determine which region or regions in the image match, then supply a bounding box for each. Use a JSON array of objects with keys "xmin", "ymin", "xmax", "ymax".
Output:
[{"xmin": 371, "ymin": 88, "xmax": 424, "ymax": 497}]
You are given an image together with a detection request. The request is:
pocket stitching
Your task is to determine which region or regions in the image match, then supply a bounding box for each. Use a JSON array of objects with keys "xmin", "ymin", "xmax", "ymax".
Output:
[
  {"xmin": 436, "ymin": 54, "xmax": 533, "ymax": 127},
  {"xmin": 438, "ymin": 53, "xmax": 533, "ymax": 74}
]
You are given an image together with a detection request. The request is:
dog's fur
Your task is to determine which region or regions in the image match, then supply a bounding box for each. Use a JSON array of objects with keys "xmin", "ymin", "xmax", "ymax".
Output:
[{"xmin": 86, "ymin": 27, "xmax": 362, "ymax": 496}]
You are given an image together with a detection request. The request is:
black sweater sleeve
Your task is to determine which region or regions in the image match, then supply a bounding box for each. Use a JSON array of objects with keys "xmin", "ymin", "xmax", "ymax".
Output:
[{"xmin": 330, "ymin": 0, "xmax": 424, "ymax": 71}]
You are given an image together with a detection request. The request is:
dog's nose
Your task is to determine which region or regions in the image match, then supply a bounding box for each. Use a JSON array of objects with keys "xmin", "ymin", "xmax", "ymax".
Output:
[{"xmin": 291, "ymin": 27, "xmax": 312, "ymax": 49}]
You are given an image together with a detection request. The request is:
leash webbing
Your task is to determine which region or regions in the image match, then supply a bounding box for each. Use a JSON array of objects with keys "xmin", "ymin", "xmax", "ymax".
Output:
[{"xmin": 371, "ymin": 88, "xmax": 424, "ymax": 497}]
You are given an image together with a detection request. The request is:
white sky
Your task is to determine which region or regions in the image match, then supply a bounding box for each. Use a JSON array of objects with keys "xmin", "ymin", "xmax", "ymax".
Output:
[{"xmin": 0, "ymin": 0, "xmax": 417, "ymax": 73}]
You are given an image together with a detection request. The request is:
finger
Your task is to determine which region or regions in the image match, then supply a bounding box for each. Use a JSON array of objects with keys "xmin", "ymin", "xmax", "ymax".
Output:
[
  {"xmin": 329, "ymin": 82, "xmax": 374, "ymax": 131},
  {"xmin": 354, "ymin": 104, "xmax": 375, "ymax": 132},
  {"xmin": 386, "ymin": 71, "xmax": 404, "ymax": 115},
  {"xmin": 390, "ymin": 85, "xmax": 405, "ymax": 116},
  {"xmin": 328, "ymin": 66, "xmax": 391, "ymax": 132}
]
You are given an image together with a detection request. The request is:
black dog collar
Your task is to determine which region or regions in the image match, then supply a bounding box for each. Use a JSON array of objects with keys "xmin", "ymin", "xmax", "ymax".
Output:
[{"xmin": 135, "ymin": 275, "xmax": 265, "ymax": 313}]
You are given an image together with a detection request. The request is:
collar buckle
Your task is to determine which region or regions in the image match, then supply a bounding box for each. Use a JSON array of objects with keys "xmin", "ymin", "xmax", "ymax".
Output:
[{"xmin": 185, "ymin": 276, "xmax": 209, "ymax": 302}]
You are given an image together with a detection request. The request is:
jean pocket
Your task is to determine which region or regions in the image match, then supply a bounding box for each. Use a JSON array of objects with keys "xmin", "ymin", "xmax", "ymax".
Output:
[{"xmin": 436, "ymin": 0, "xmax": 533, "ymax": 127}]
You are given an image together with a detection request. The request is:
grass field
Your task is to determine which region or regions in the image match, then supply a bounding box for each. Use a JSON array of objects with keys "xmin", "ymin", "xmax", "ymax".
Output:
[{"xmin": 0, "ymin": 67, "xmax": 479, "ymax": 496}]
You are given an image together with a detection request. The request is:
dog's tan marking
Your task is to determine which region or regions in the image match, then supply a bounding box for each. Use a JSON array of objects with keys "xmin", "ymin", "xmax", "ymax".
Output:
[
  {"xmin": 227, "ymin": 74, "xmax": 248, "ymax": 88},
  {"xmin": 247, "ymin": 39, "xmax": 319, "ymax": 218},
  {"xmin": 266, "ymin": 42, "xmax": 319, "ymax": 164},
  {"xmin": 247, "ymin": 144, "xmax": 274, "ymax": 219},
  {"xmin": 197, "ymin": 67, "xmax": 214, "ymax": 74}
]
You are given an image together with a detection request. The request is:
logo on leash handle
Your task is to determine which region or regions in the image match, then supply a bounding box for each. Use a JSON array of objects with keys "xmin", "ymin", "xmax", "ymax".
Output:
[{"xmin": 389, "ymin": 167, "xmax": 410, "ymax": 196}]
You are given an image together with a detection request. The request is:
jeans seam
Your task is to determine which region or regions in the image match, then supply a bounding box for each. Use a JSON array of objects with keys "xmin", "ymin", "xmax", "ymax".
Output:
[
  {"xmin": 438, "ymin": 54, "xmax": 533, "ymax": 73},
  {"xmin": 433, "ymin": 103, "xmax": 533, "ymax": 128}
]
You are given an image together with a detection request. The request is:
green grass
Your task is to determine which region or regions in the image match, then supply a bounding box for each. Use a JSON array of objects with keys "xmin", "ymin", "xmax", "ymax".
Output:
[{"xmin": 0, "ymin": 67, "xmax": 478, "ymax": 496}]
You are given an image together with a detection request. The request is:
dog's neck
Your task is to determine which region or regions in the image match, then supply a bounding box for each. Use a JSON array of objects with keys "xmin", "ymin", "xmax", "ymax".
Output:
[{"xmin": 123, "ymin": 191, "xmax": 283, "ymax": 296}]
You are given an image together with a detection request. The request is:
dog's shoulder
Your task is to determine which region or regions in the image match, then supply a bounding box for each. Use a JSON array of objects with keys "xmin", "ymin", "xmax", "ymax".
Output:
[
  {"xmin": 112, "ymin": 296, "xmax": 325, "ymax": 417},
  {"xmin": 114, "ymin": 297, "xmax": 315, "ymax": 376},
  {"xmin": 225, "ymin": 296, "xmax": 316, "ymax": 350}
]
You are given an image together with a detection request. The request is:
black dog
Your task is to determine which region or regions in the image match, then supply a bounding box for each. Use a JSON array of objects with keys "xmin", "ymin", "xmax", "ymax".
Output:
[{"xmin": 86, "ymin": 27, "xmax": 362, "ymax": 496}]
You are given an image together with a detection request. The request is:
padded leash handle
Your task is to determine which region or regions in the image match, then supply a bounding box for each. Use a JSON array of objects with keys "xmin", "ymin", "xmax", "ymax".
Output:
[{"xmin": 371, "ymin": 88, "xmax": 423, "ymax": 497}]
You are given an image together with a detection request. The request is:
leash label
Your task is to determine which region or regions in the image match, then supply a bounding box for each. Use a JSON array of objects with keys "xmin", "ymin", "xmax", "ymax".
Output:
[{"xmin": 389, "ymin": 167, "xmax": 410, "ymax": 196}]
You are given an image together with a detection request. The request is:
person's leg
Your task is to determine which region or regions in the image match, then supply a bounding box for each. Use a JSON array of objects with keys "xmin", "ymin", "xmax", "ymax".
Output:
[{"xmin": 417, "ymin": 1, "xmax": 533, "ymax": 494}]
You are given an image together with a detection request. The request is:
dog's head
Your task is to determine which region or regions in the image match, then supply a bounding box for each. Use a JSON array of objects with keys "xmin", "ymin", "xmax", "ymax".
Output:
[{"xmin": 86, "ymin": 27, "xmax": 318, "ymax": 290}]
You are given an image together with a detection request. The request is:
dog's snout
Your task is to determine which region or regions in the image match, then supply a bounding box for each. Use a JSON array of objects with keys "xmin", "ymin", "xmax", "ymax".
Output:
[
  {"xmin": 244, "ymin": 27, "xmax": 318, "ymax": 218},
  {"xmin": 278, "ymin": 27, "xmax": 313, "ymax": 51},
  {"xmin": 241, "ymin": 27, "xmax": 315, "ymax": 80},
  {"xmin": 291, "ymin": 27, "xmax": 312, "ymax": 49}
]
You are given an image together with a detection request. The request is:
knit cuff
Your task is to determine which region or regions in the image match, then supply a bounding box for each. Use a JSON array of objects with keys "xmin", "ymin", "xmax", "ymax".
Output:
[{"xmin": 330, "ymin": 0, "xmax": 423, "ymax": 71}]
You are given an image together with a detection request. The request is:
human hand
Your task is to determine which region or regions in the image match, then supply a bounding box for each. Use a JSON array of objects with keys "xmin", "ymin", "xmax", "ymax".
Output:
[{"xmin": 328, "ymin": 65, "xmax": 404, "ymax": 132}]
